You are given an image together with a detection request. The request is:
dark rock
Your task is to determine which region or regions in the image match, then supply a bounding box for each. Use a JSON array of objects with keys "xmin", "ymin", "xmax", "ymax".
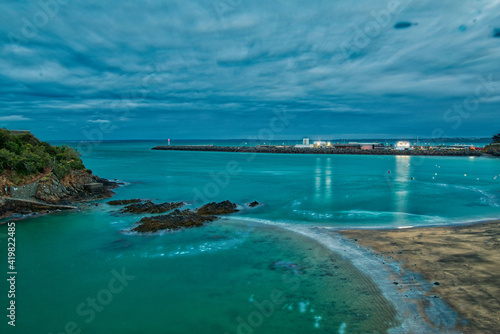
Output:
[
  {"xmin": 271, "ymin": 261, "xmax": 301, "ymax": 275},
  {"xmin": 196, "ymin": 200, "xmax": 238, "ymax": 215},
  {"xmin": 131, "ymin": 209, "xmax": 218, "ymax": 233},
  {"xmin": 107, "ymin": 199, "xmax": 143, "ymax": 206},
  {"xmin": 120, "ymin": 201, "xmax": 184, "ymax": 214},
  {"xmin": 0, "ymin": 198, "xmax": 77, "ymax": 219},
  {"xmin": 84, "ymin": 183, "xmax": 103, "ymax": 193},
  {"xmin": 434, "ymin": 281, "xmax": 440, "ymax": 286},
  {"xmin": 393, "ymin": 281, "xmax": 399, "ymax": 285},
  {"xmin": 248, "ymin": 201, "xmax": 260, "ymax": 207},
  {"xmin": 394, "ymin": 22, "xmax": 413, "ymax": 29},
  {"xmin": 96, "ymin": 177, "xmax": 119, "ymax": 187},
  {"xmin": 104, "ymin": 238, "xmax": 132, "ymax": 250}
]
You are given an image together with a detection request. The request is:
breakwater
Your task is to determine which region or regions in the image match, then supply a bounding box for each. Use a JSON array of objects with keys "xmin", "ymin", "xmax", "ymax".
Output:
[{"xmin": 152, "ymin": 145, "xmax": 482, "ymax": 156}]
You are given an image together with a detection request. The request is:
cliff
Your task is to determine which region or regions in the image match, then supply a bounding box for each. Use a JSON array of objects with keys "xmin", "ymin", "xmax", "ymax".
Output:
[{"xmin": 0, "ymin": 130, "xmax": 117, "ymax": 219}]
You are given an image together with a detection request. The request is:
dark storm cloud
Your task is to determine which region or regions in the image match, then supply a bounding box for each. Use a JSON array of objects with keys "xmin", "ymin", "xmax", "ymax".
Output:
[{"xmin": 0, "ymin": 0, "xmax": 499, "ymax": 139}]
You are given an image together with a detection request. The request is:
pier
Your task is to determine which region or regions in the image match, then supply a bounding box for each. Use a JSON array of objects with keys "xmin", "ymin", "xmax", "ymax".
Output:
[{"xmin": 152, "ymin": 145, "xmax": 482, "ymax": 156}]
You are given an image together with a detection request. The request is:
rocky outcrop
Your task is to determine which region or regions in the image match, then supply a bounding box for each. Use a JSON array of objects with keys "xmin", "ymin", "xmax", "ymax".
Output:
[
  {"xmin": 107, "ymin": 199, "xmax": 143, "ymax": 206},
  {"xmin": 0, "ymin": 170, "xmax": 118, "ymax": 220},
  {"xmin": 131, "ymin": 209, "xmax": 218, "ymax": 233},
  {"xmin": 120, "ymin": 201, "xmax": 184, "ymax": 214},
  {"xmin": 0, "ymin": 198, "xmax": 77, "ymax": 218},
  {"xmin": 33, "ymin": 170, "xmax": 117, "ymax": 204},
  {"xmin": 248, "ymin": 201, "xmax": 260, "ymax": 207},
  {"xmin": 483, "ymin": 144, "xmax": 500, "ymax": 156},
  {"xmin": 128, "ymin": 200, "xmax": 241, "ymax": 233},
  {"xmin": 196, "ymin": 200, "xmax": 238, "ymax": 215}
]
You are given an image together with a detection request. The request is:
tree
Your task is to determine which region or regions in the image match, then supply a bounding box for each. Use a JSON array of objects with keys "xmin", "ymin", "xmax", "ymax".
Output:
[
  {"xmin": 493, "ymin": 133, "xmax": 500, "ymax": 143},
  {"xmin": 0, "ymin": 130, "xmax": 85, "ymax": 180}
]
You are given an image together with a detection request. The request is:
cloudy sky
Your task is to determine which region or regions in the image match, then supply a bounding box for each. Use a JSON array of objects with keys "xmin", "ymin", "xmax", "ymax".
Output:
[{"xmin": 0, "ymin": 0, "xmax": 499, "ymax": 140}]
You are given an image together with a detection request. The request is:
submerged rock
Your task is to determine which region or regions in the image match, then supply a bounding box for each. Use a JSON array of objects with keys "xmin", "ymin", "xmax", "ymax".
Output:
[
  {"xmin": 120, "ymin": 201, "xmax": 184, "ymax": 214},
  {"xmin": 196, "ymin": 200, "xmax": 238, "ymax": 215},
  {"xmin": 494, "ymin": 29, "xmax": 500, "ymax": 38},
  {"xmin": 107, "ymin": 199, "xmax": 142, "ymax": 206},
  {"xmin": 132, "ymin": 209, "xmax": 218, "ymax": 233},
  {"xmin": 270, "ymin": 261, "xmax": 301, "ymax": 275},
  {"xmin": 104, "ymin": 238, "xmax": 133, "ymax": 250}
]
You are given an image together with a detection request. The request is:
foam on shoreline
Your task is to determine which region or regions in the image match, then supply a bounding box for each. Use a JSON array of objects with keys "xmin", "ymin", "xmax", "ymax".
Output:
[{"xmin": 228, "ymin": 217, "xmax": 462, "ymax": 333}]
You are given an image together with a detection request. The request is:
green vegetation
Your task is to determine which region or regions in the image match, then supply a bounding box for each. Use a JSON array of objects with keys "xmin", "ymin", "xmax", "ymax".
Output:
[
  {"xmin": 0, "ymin": 129, "xmax": 85, "ymax": 181},
  {"xmin": 493, "ymin": 133, "xmax": 500, "ymax": 143}
]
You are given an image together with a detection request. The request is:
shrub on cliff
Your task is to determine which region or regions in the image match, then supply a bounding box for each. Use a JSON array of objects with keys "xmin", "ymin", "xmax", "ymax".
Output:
[
  {"xmin": 0, "ymin": 129, "xmax": 85, "ymax": 181},
  {"xmin": 493, "ymin": 133, "xmax": 500, "ymax": 143}
]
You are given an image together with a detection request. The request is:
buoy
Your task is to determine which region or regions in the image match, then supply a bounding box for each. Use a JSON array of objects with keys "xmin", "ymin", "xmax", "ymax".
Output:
[
  {"xmin": 388, "ymin": 171, "xmax": 391, "ymax": 174},
  {"xmin": 411, "ymin": 177, "xmax": 414, "ymax": 180}
]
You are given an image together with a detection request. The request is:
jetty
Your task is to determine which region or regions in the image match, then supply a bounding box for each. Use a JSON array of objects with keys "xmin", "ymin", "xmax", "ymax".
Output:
[{"xmin": 152, "ymin": 145, "xmax": 482, "ymax": 156}]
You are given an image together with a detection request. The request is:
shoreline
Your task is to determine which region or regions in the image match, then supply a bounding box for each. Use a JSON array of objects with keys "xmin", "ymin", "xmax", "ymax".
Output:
[
  {"xmin": 152, "ymin": 145, "xmax": 483, "ymax": 156},
  {"xmin": 230, "ymin": 217, "xmax": 500, "ymax": 333},
  {"xmin": 229, "ymin": 217, "xmax": 461, "ymax": 333},
  {"xmin": 338, "ymin": 219, "xmax": 500, "ymax": 334}
]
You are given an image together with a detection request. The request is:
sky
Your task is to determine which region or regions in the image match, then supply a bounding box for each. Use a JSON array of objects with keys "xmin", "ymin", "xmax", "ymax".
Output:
[{"xmin": 0, "ymin": 0, "xmax": 499, "ymax": 141}]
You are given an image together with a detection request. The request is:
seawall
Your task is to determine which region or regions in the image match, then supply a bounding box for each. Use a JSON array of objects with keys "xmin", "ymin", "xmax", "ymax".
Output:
[{"xmin": 152, "ymin": 145, "xmax": 482, "ymax": 156}]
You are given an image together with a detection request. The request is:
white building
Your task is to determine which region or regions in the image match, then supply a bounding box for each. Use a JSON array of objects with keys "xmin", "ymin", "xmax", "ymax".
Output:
[
  {"xmin": 395, "ymin": 141, "xmax": 411, "ymax": 150},
  {"xmin": 313, "ymin": 140, "xmax": 327, "ymax": 147},
  {"xmin": 295, "ymin": 137, "xmax": 313, "ymax": 148}
]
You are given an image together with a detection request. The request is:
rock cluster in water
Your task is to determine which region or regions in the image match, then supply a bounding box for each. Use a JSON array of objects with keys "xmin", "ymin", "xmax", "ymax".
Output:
[
  {"xmin": 120, "ymin": 201, "xmax": 184, "ymax": 214},
  {"xmin": 196, "ymin": 200, "xmax": 238, "ymax": 215},
  {"xmin": 118, "ymin": 200, "xmax": 241, "ymax": 233},
  {"xmin": 107, "ymin": 199, "xmax": 143, "ymax": 206},
  {"xmin": 132, "ymin": 209, "xmax": 218, "ymax": 233}
]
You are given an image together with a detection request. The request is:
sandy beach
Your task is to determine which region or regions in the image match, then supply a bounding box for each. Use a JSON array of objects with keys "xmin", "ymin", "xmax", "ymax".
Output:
[{"xmin": 338, "ymin": 220, "xmax": 500, "ymax": 333}]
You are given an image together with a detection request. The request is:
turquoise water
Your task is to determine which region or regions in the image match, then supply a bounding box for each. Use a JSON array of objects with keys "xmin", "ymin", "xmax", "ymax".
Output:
[
  {"xmin": 79, "ymin": 141, "xmax": 500, "ymax": 228},
  {"xmin": 1, "ymin": 141, "xmax": 499, "ymax": 333}
]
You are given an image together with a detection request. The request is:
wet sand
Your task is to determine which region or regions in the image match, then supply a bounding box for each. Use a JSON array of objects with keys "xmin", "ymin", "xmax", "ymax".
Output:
[{"xmin": 338, "ymin": 220, "xmax": 500, "ymax": 333}]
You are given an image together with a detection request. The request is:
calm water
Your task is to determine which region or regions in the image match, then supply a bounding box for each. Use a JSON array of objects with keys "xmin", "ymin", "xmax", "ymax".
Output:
[{"xmin": 1, "ymin": 141, "xmax": 499, "ymax": 334}]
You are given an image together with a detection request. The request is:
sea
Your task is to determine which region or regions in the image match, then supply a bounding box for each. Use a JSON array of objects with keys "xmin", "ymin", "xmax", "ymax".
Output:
[{"xmin": 1, "ymin": 140, "xmax": 499, "ymax": 334}]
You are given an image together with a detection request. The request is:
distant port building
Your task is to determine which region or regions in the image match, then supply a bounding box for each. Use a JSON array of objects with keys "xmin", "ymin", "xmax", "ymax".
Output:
[
  {"xmin": 295, "ymin": 137, "xmax": 313, "ymax": 148},
  {"xmin": 395, "ymin": 141, "xmax": 411, "ymax": 150},
  {"xmin": 295, "ymin": 138, "xmax": 385, "ymax": 150}
]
